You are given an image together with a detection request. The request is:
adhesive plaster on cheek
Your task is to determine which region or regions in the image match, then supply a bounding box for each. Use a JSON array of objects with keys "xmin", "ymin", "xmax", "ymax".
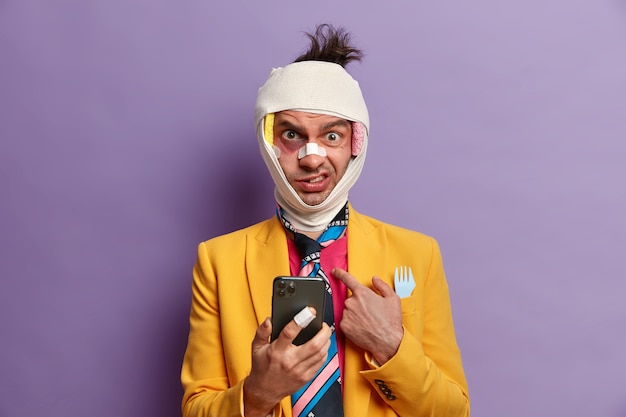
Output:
[
  {"xmin": 297, "ymin": 143, "xmax": 327, "ymax": 159},
  {"xmin": 351, "ymin": 121, "xmax": 365, "ymax": 156},
  {"xmin": 293, "ymin": 306, "xmax": 316, "ymax": 328}
]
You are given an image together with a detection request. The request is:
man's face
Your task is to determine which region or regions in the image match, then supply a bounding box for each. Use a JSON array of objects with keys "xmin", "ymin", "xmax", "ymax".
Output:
[{"xmin": 273, "ymin": 110, "xmax": 353, "ymax": 206}]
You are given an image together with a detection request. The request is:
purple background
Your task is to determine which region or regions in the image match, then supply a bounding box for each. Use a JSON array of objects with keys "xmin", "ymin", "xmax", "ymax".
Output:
[{"xmin": 1, "ymin": 1, "xmax": 625, "ymax": 416}]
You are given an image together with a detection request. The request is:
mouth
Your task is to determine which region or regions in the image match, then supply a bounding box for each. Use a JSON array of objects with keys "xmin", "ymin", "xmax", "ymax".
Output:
[
  {"xmin": 295, "ymin": 173, "xmax": 330, "ymax": 192},
  {"xmin": 298, "ymin": 171, "xmax": 328, "ymax": 182},
  {"xmin": 306, "ymin": 176, "xmax": 325, "ymax": 183}
]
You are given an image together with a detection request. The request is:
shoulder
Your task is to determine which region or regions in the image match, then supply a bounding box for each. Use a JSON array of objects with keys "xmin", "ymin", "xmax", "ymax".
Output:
[
  {"xmin": 199, "ymin": 217, "xmax": 278, "ymax": 251},
  {"xmin": 350, "ymin": 208, "xmax": 437, "ymax": 246}
]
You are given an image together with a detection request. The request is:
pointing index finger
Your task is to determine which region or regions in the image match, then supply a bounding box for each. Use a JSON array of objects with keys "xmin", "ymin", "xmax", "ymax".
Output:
[{"xmin": 332, "ymin": 268, "xmax": 362, "ymax": 292}]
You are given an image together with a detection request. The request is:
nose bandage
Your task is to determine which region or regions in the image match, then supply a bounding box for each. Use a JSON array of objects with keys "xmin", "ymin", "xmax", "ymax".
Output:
[{"xmin": 297, "ymin": 143, "xmax": 327, "ymax": 159}]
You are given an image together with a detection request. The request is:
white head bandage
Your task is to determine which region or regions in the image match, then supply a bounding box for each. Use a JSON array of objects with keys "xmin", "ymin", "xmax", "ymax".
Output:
[{"xmin": 255, "ymin": 61, "xmax": 370, "ymax": 231}]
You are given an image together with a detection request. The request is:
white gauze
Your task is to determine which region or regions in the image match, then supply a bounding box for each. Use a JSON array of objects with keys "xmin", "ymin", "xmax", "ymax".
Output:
[{"xmin": 255, "ymin": 61, "xmax": 370, "ymax": 232}]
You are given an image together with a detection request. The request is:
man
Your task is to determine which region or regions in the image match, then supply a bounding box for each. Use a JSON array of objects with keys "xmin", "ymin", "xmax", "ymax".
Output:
[{"xmin": 181, "ymin": 24, "xmax": 470, "ymax": 417}]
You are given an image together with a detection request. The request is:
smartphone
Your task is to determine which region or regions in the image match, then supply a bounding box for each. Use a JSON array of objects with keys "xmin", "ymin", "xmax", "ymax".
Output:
[{"xmin": 271, "ymin": 276, "xmax": 326, "ymax": 345}]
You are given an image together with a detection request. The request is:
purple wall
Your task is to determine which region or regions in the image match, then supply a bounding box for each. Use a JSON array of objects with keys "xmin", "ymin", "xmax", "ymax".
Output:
[{"xmin": 1, "ymin": 1, "xmax": 625, "ymax": 416}]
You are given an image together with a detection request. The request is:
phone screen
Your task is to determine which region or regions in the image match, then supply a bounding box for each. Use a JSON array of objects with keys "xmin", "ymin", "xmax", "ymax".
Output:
[{"xmin": 271, "ymin": 276, "xmax": 326, "ymax": 345}]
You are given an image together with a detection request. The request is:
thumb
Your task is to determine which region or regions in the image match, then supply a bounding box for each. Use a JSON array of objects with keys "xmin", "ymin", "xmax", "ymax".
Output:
[{"xmin": 252, "ymin": 317, "xmax": 272, "ymax": 350}]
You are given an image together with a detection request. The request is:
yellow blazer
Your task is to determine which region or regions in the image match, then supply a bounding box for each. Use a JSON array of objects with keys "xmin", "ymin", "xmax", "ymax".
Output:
[{"xmin": 181, "ymin": 207, "xmax": 470, "ymax": 417}]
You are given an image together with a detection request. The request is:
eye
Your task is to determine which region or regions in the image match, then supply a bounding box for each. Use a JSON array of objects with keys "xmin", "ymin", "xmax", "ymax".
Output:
[
  {"xmin": 325, "ymin": 132, "xmax": 340, "ymax": 142},
  {"xmin": 282, "ymin": 130, "xmax": 301, "ymax": 140}
]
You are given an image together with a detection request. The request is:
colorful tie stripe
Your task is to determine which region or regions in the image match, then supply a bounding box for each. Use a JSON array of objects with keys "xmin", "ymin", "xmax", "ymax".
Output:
[{"xmin": 278, "ymin": 204, "xmax": 348, "ymax": 417}]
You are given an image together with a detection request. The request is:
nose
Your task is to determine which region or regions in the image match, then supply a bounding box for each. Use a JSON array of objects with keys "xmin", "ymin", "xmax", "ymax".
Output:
[
  {"xmin": 298, "ymin": 143, "xmax": 327, "ymax": 159},
  {"xmin": 298, "ymin": 152, "xmax": 326, "ymax": 170},
  {"xmin": 297, "ymin": 142, "xmax": 326, "ymax": 170}
]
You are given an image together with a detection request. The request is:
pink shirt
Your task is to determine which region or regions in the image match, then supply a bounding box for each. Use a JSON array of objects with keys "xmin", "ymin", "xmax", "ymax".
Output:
[{"xmin": 287, "ymin": 235, "xmax": 348, "ymax": 379}]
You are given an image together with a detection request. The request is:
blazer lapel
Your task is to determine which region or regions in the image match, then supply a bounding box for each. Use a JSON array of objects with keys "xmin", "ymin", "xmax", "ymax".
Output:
[
  {"xmin": 246, "ymin": 217, "xmax": 295, "ymax": 417},
  {"xmin": 245, "ymin": 209, "xmax": 391, "ymax": 417},
  {"xmin": 246, "ymin": 216, "xmax": 291, "ymax": 326},
  {"xmin": 343, "ymin": 207, "xmax": 390, "ymax": 417},
  {"xmin": 346, "ymin": 207, "xmax": 389, "ymax": 286}
]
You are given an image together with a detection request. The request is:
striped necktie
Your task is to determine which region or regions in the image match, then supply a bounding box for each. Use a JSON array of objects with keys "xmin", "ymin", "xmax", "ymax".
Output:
[{"xmin": 278, "ymin": 204, "xmax": 347, "ymax": 417}]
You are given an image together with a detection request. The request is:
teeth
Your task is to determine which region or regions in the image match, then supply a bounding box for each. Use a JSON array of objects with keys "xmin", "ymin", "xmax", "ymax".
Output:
[{"xmin": 309, "ymin": 177, "xmax": 323, "ymax": 183}]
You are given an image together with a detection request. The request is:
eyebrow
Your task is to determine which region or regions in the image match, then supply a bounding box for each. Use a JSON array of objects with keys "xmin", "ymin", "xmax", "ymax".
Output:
[
  {"xmin": 320, "ymin": 119, "xmax": 351, "ymax": 131},
  {"xmin": 275, "ymin": 120, "xmax": 304, "ymax": 132},
  {"xmin": 274, "ymin": 118, "xmax": 351, "ymax": 133}
]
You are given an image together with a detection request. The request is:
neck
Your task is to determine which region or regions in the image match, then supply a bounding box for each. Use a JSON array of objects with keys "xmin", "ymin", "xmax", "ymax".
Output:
[
  {"xmin": 302, "ymin": 230, "xmax": 323, "ymax": 240},
  {"xmin": 278, "ymin": 202, "xmax": 349, "ymax": 244},
  {"xmin": 275, "ymin": 188, "xmax": 348, "ymax": 232}
]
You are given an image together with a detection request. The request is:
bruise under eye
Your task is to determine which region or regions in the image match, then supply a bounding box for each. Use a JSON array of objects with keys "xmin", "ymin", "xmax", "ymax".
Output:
[{"xmin": 276, "ymin": 131, "xmax": 304, "ymax": 152}]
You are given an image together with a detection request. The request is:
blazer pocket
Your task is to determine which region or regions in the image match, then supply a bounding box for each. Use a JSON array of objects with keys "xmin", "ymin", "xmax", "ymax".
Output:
[
  {"xmin": 400, "ymin": 296, "xmax": 417, "ymax": 314},
  {"xmin": 399, "ymin": 296, "xmax": 419, "ymax": 336}
]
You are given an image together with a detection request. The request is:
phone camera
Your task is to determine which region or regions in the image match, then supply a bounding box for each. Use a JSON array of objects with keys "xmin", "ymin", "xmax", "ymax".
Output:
[{"xmin": 276, "ymin": 279, "xmax": 297, "ymax": 297}]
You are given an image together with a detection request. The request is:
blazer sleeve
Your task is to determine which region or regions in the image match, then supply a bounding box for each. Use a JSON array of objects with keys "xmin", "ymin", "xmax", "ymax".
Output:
[
  {"xmin": 181, "ymin": 242, "xmax": 247, "ymax": 417},
  {"xmin": 359, "ymin": 236, "xmax": 470, "ymax": 417},
  {"xmin": 181, "ymin": 219, "xmax": 289, "ymax": 417}
]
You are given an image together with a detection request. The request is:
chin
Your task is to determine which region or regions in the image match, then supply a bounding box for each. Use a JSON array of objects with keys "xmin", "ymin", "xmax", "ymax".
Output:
[
  {"xmin": 299, "ymin": 194, "xmax": 328, "ymax": 206},
  {"xmin": 302, "ymin": 199, "xmax": 324, "ymax": 206}
]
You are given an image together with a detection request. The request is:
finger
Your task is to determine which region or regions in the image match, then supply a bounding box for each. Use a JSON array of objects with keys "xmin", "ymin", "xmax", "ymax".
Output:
[
  {"xmin": 310, "ymin": 322, "xmax": 332, "ymax": 343},
  {"xmin": 372, "ymin": 276, "xmax": 397, "ymax": 297},
  {"xmin": 276, "ymin": 307, "xmax": 316, "ymax": 346},
  {"xmin": 300, "ymin": 323, "xmax": 332, "ymax": 354},
  {"xmin": 294, "ymin": 306, "xmax": 317, "ymax": 328},
  {"xmin": 332, "ymin": 268, "xmax": 363, "ymax": 293},
  {"xmin": 252, "ymin": 317, "xmax": 272, "ymax": 350},
  {"xmin": 293, "ymin": 324, "xmax": 332, "ymax": 369}
]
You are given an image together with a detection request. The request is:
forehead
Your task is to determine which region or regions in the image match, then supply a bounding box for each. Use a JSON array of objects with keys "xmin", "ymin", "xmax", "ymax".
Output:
[{"xmin": 274, "ymin": 110, "xmax": 351, "ymax": 128}]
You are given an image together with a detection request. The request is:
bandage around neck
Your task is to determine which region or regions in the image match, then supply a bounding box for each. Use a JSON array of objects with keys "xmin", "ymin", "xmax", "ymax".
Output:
[{"xmin": 255, "ymin": 61, "xmax": 370, "ymax": 232}]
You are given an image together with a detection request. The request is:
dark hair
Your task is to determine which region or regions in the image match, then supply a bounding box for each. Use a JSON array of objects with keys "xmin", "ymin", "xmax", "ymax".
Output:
[{"xmin": 294, "ymin": 24, "xmax": 364, "ymax": 68}]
